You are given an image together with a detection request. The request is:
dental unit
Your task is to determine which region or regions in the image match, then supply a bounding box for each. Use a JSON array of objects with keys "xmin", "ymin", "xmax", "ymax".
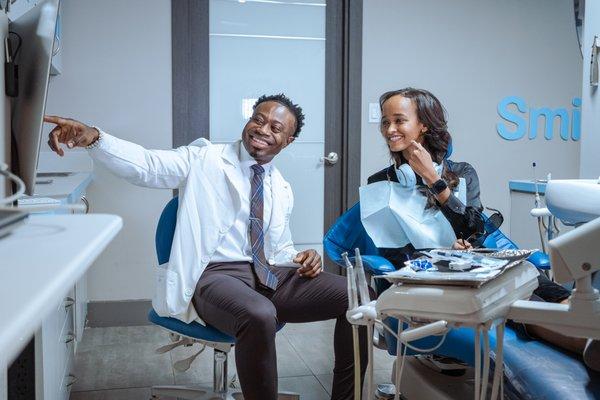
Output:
[{"xmin": 344, "ymin": 179, "xmax": 600, "ymax": 400}]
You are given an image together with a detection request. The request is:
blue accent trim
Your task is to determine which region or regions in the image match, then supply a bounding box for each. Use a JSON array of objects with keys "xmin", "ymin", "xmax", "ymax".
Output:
[
  {"xmin": 149, "ymin": 309, "xmax": 236, "ymax": 343},
  {"xmin": 509, "ymin": 180, "xmax": 546, "ymax": 194}
]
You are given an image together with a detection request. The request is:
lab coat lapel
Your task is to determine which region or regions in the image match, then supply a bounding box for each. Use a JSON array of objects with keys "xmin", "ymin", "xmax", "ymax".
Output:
[{"xmin": 220, "ymin": 141, "xmax": 243, "ymax": 209}]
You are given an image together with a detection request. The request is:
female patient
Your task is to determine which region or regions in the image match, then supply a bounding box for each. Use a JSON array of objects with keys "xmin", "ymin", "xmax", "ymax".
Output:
[{"xmin": 366, "ymin": 87, "xmax": 598, "ymax": 371}]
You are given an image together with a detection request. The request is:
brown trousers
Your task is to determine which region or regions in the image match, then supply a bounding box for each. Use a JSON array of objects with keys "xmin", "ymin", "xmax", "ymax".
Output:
[{"xmin": 192, "ymin": 262, "xmax": 369, "ymax": 400}]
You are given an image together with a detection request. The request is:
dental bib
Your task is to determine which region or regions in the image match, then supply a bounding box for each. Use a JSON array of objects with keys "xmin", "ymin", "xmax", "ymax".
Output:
[{"xmin": 359, "ymin": 163, "xmax": 465, "ymax": 249}]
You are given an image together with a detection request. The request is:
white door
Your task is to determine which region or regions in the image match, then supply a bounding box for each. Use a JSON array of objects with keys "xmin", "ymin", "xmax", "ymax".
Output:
[{"xmin": 209, "ymin": 0, "xmax": 327, "ymax": 254}]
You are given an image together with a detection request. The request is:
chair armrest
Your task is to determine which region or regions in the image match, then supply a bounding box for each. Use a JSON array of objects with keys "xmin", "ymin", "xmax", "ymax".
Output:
[
  {"xmin": 527, "ymin": 251, "xmax": 551, "ymax": 270},
  {"xmin": 356, "ymin": 255, "xmax": 395, "ymax": 275}
]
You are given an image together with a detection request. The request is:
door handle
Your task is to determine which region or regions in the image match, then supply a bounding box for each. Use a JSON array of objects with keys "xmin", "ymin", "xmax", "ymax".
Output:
[{"xmin": 320, "ymin": 152, "xmax": 339, "ymax": 165}]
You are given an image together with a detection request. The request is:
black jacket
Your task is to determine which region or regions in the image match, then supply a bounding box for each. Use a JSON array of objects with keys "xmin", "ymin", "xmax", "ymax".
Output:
[{"xmin": 366, "ymin": 160, "xmax": 484, "ymax": 267}]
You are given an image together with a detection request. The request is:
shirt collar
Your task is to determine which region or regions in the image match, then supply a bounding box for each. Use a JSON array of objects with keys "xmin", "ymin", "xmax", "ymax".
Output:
[{"xmin": 239, "ymin": 142, "xmax": 272, "ymax": 173}]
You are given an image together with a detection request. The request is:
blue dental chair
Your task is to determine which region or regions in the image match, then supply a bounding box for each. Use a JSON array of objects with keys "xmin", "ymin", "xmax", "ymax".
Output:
[
  {"xmin": 148, "ymin": 197, "xmax": 298, "ymax": 400},
  {"xmin": 324, "ymin": 202, "xmax": 600, "ymax": 400}
]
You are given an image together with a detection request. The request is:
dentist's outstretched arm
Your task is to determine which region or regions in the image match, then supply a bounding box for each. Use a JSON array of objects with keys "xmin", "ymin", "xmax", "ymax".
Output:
[{"xmin": 44, "ymin": 115, "xmax": 199, "ymax": 189}]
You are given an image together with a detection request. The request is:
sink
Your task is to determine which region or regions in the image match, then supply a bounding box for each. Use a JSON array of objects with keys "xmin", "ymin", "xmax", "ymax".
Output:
[{"xmin": 546, "ymin": 179, "xmax": 600, "ymax": 225}]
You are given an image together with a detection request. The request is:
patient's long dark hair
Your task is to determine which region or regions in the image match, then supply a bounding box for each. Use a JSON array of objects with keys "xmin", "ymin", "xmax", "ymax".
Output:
[{"xmin": 379, "ymin": 88, "xmax": 459, "ymax": 208}]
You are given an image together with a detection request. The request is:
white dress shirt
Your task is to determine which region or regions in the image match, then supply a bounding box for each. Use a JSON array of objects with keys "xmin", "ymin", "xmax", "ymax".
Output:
[{"xmin": 210, "ymin": 144, "xmax": 273, "ymax": 262}]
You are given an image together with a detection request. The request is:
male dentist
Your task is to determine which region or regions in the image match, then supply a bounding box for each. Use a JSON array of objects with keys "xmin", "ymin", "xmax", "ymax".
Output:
[{"xmin": 44, "ymin": 94, "xmax": 367, "ymax": 400}]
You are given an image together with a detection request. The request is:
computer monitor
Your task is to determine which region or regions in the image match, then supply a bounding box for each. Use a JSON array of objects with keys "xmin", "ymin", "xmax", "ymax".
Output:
[{"xmin": 9, "ymin": 0, "xmax": 59, "ymax": 196}]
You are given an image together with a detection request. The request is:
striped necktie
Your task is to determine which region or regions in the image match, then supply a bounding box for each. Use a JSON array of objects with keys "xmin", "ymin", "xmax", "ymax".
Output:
[{"xmin": 249, "ymin": 164, "xmax": 278, "ymax": 290}]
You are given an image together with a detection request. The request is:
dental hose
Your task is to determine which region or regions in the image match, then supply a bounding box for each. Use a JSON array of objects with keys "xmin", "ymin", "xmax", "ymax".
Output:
[
  {"xmin": 342, "ymin": 252, "xmax": 362, "ymax": 400},
  {"xmin": 490, "ymin": 322, "xmax": 505, "ymax": 400},
  {"xmin": 355, "ymin": 248, "xmax": 374, "ymax": 400},
  {"xmin": 366, "ymin": 323, "xmax": 374, "ymax": 400},
  {"xmin": 475, "ymin": 326, "xmax": 481, "ymax": 400},
  {"xmin": 480, "ymin": 328, "xmax": 490, "ymax": 400},
  {"xmin": 353, "ymin": 326, "xmax": 361, "ymax": 399}
]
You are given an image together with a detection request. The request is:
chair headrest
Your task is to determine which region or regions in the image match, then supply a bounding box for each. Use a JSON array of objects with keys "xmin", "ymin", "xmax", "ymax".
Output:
[{"xmin": 445, "ymin": 140, "xmax": 453, "ymax": 159}]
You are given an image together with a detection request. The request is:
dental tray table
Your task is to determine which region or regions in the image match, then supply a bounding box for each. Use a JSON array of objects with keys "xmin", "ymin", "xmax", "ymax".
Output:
[{"xmin": 376, "ymin": 261, "xmax": 539, "ymax": 324}]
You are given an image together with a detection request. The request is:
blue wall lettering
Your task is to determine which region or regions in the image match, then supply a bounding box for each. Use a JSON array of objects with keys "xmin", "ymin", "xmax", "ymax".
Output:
[
  {"xmin": 571, "ymin": 97, "xmax": 581, "ymax": 141},
  {"xmin": 496, "ymin": 96, "xmax": 581, "ymax": 141},
  {"xmin": 496, "ymin": 96, "xmax": 527, "ymax": 140}
]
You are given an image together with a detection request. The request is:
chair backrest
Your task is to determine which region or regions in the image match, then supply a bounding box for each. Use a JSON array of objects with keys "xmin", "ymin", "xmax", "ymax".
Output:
[
  {"xmin": 482, "ymin": 225, "xmax": 518, "ymax": 250},
  {"xmin": 323, "ymin": 202, "xmax": 380, "ymax": 266},
  {"xmin": 155, "ymin": 197, "xmax": 179, "ymax": 265}
]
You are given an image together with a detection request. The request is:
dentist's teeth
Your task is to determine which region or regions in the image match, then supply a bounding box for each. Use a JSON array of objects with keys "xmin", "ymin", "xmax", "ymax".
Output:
[{"xmin": 251, "ymin": 135, "xmax": 268, "ymax": 146}]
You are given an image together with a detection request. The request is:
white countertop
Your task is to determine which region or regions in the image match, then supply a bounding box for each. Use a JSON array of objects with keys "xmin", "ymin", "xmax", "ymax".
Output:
[
  {"xmin": 32, "ymin": 172, "xmax": 93, "ymax": 199},
  {"xmin": 0, "ymin": 214, "xmax": 122, "ymax": 367}
]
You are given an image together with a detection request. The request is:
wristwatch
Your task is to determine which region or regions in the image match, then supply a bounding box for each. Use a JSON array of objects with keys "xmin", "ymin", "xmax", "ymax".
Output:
[
  {"xmin": 85, "ymin": 127, "xmax": 103, "ymax": 150},
  {"xmin": 428, "ymin": 179, "xmax": 448, "ymax": 195}
]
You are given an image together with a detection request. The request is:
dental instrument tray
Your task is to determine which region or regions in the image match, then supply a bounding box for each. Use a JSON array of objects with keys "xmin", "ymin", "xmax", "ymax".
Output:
[{"xmin": 376, "ymin": 249, "xmax": 537, "ymax": 287}]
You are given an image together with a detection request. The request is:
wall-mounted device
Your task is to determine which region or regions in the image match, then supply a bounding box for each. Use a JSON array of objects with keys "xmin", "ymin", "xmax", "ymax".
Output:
[{"xmin": 591, "ymin": 35, "xmax": 599, "ymax": 87}]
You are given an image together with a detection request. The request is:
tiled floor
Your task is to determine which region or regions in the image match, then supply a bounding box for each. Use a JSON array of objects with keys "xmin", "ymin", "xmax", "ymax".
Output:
[{"xmin": 69, "ymin": 321, "xmax": 395, "ymax": 400}]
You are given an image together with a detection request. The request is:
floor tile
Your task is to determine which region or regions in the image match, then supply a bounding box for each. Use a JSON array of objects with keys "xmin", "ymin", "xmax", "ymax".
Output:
[
  {"xmin": 316, "ymin": 369, "xmax": 394, "ymax": 398},
  {"xmin": 286, "ymin": 330, "xmax": 334, "ymax": 375},
  {"xmin": 278, "ymin": 375, "xmax": 330, "ymax": 400},
  {"xmin": 72, "ymin": 342, "xmax": 174, "ymax": 391},
  {"xmin": 280, "ymin": 319, "xmax": 335, "ymax": 336},
  {"xmin": 77, "ymin": 325, "xmax": 169, "ymax": 352},
  {"xmin": 70, "ymin": 387, "xmax": 152, "ymax": 400}
]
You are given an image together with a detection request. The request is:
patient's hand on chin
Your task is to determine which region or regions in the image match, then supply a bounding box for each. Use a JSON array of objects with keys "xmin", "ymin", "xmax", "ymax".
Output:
[{"xmin": 452, "ymin": 239, "xmax": 472, "ymax": 250}]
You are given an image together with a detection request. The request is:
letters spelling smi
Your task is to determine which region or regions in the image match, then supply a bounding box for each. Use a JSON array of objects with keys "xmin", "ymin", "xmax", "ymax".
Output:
[{"xmin": 496, "ymin": 96, "xmax": 581, "ymax": 141}]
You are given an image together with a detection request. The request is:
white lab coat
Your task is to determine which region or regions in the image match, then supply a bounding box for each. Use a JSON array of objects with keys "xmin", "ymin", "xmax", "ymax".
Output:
[{"xmin": 89, "ymin": 132, "xmax": 298, "ymax": 323}]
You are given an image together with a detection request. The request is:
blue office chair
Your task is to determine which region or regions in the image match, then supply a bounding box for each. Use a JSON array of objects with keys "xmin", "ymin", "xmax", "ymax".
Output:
[
  {"xmin": 323, "ymin": 201, "xmax": 600, "ymax": 400},
  {"xmin": 149, "ymin": 197, "xmax": 299, "ymax": 400}
]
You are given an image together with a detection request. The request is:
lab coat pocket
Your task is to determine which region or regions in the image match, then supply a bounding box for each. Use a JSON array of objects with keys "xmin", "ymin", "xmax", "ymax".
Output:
[{"xmin": 152, "ymin": 263, "xmax": 178, "ymax": 317}]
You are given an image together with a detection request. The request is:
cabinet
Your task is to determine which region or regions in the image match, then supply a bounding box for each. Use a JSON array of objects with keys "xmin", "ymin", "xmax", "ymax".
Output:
[
  {"xmin": 26, "ymin": 173, "xmax": 93, "ymax": 399},
  {"xmin": 35, "ymin": 293, "xmax": 76, "ymax": 400}
]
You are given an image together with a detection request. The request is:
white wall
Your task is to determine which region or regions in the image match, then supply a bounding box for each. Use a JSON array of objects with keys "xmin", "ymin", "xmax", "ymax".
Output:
[
  {"xmin": 44, "ymin": 0, "xmax": 172, "ymax": 301},
  {"xmin": 361, "ymin": 0, "xmax": 582, "ymax": 231},
  {"xmin": 579, "ymin": 0, "xmax": 600, "ymax": 178}
]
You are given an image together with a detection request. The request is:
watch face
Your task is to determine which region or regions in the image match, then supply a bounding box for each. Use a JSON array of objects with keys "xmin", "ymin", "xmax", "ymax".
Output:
[{"xmin": 433, "ymin": 179, "xmax": 448, "ymax": 194}]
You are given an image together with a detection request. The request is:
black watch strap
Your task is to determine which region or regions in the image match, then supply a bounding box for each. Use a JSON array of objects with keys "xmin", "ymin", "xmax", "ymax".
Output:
[{"xmin": 429, "ymin": 179, "xmax": 448, "ymax": 195}]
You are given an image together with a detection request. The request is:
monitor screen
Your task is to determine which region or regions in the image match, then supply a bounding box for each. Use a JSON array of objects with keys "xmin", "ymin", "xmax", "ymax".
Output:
[{"xmin": 9, "ymin": 0, "xmax": 59, "ymax": 196}]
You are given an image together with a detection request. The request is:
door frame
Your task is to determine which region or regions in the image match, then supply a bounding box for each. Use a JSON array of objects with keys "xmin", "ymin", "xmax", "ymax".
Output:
[{"xmin": 171, "ymin": 0, "xmax": 363, "ymax": 273}]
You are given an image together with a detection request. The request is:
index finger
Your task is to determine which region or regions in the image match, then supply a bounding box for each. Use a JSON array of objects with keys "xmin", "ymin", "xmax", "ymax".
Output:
[
  {"xmin": 410, "ymin": 140, "xmax": 426, "ymax": 150},
  {"xmin": 44, "ymin": 115, "xmax": 70, "ymax": 126}
]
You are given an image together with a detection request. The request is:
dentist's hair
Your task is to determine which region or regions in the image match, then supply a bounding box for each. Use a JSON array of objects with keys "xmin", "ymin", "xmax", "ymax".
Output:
[
  {"xmin": 253, "ymin": 93, "xmax": 305, "ymax": 137},
  {"xmin": 379, "ymin": 88, "xmax": 459, "ymax": 208}
]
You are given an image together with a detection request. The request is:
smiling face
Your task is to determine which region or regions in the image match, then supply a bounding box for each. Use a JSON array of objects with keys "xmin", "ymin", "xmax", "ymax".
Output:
[
  {"xmin": 380, "ymin": 94, "xmax": 427, "ymax": 153},
  {"xmin": 242, "ymin": 101, "xmax": 297, "ymax": 164}
]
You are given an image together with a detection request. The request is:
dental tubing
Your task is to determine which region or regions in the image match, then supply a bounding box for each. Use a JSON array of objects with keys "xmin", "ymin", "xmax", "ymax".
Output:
[
  {"xmin": 342, "ymin": 252, "xmax": 362, "ymax": 400},
  {"xmin": 355, "ymin": 249, "xmax": 374, "ymax": 400}
]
